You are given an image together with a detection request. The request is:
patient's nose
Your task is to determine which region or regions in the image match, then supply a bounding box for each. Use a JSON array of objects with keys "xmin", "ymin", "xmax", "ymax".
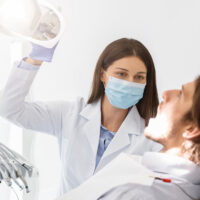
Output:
[
  {"xmin": 162, "ymin": 89, "xmax": 179, "ymax": 102},
  {"xmin": 162, "ymin": 90, "xmax": 170, "ymax": 102}
]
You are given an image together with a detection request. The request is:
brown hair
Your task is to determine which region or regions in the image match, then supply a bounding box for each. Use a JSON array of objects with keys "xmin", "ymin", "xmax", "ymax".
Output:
[
  {"xmin": 87, "ymin": 38, "xmax": 159, "ymax": 125},
  {"xmin": 182, "ymin": 76, "xmax": 200, "ymax": 165}
]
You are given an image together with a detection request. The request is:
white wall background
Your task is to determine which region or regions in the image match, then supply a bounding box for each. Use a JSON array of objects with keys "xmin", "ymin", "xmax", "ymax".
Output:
[
  {"xmin": 0, "ymin": 0, "xmax": 200, "ymax": 199},
  {"xmin": 35, "ymin": 0, "xmax": 200, "ymax": 102}
]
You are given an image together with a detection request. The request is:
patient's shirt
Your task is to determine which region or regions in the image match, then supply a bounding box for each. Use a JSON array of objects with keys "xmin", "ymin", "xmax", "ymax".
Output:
[
  {"xmin": 56, "ymin": 152, "xmax": 200, "ymax": 200},
  {"xmin": 98, "ymin": 152, "xmax": 200, "ymax": 200}
]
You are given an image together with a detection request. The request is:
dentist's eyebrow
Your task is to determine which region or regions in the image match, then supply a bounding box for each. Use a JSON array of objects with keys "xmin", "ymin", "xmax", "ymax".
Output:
[
  {"xmin": 115, "ymin": 67, "xmax": 129, "ymax": 71},
  {"xmin": 137, "ymin": 72, "xmax": 147, "ymax": 74},
  {"xmin": 115, "ymin": 67, "xmax": 147, "ymax": 74}
]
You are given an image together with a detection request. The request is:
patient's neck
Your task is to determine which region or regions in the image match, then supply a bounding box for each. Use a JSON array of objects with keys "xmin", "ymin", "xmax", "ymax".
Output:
[
  {"xmin": 161, "ymin": 137, "xmax": 186, "ymax": 158},
  {"xmin": 161, "ymin": 146, "xmax": 190, "ymax": 161},
  {"xmin": 162, "ymin": 147, "xmax": 182, "ymax": 156},
  {"xmin": 161, "ymin": 139, "xmax": 198, "ymax": 163}
]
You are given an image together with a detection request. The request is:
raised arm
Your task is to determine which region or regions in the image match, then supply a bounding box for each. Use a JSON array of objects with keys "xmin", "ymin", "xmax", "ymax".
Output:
[{"xmin": 0, "ymin": 43, "xmax": 65, "ymax": 137}]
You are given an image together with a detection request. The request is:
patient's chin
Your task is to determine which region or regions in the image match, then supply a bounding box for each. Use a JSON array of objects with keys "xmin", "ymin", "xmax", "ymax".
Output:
[
  {"xmin": 144, "ymin": 128, "xmax": 160, "ymax": 143},
  {"xmin": 144, "ymin": 115, "xmax": 168, "ymax": 143}
]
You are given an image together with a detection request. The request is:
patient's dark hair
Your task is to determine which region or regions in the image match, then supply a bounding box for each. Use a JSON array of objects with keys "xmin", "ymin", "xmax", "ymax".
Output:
[{"xmin": 182, "ymin": 76, "xmax": 200, "ymax": 165}]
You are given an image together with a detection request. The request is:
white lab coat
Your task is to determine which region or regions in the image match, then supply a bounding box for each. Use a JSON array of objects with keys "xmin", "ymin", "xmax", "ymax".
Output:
[{"xmin": 0, "ymin": 61, "xmax": 161, "ymax": 196}]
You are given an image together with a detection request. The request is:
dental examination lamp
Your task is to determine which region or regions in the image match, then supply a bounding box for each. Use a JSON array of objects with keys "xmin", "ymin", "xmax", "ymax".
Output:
[
  {"xmin": 0, "ymin": 0, "xmax": 65, "ymax": 48},
  {"xmin": 0, "ymin": 142, "xmax": 38, "ymax": 194}
]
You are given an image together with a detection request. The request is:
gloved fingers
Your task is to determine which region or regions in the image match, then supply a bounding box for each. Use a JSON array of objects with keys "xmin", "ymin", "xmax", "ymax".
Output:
[
  {"xmin": 31, "ymin": 41, "xmax": 59, "ymax": 50},
  {"xmin": 29, "ymin": 41, "xmax": 59, "ymax": 62}
]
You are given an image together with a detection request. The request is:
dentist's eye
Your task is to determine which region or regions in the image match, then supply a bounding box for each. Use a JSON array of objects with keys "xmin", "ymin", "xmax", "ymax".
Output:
[
  {"xmin": 135, "ymin": 75, "xmax": 145, "ymax": 80},
  {"xmin": 117, "ymin": 72, "xmax": 126, "ymax": 77}
]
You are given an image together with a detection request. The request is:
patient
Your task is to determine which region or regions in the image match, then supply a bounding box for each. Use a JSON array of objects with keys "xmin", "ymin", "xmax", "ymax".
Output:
[
  {"xmin": 97, "ymin": 76, "xmax": 200, "ymax": 200},
  {"xmin": 57, "ymin": 76, "xmax": 200, "ymax": 200}
]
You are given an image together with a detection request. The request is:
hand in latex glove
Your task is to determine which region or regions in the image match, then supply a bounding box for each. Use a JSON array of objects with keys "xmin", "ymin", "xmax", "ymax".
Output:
[{"xmin": 29, "ymin": 42, "xmax": 58, "ymax": 62}]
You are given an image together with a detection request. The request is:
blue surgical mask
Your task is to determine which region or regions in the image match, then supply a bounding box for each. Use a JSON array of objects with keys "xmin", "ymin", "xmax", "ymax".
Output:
[{"xmin": 105, "ymin": 76, "xmax": 146, "ymax": 109}]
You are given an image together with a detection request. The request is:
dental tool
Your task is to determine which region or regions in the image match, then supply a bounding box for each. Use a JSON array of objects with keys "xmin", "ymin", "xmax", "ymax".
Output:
[{"xmin": 0, "ymin": 142, "xmax": 38, "ymax": 194}]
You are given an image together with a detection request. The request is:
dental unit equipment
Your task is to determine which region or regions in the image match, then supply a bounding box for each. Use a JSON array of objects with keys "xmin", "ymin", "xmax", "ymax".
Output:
[
  {"xmin": 0, "ymin": 0, "xmax": 65, "ymax": 48},
  {"xmin": 0, "ymin": 142, "xmax": 38, "ymax": 194}
]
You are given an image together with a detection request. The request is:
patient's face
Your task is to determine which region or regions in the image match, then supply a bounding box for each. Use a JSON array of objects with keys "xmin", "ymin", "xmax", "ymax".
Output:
[{"xmin": 144, "ymin": 80, "xmax": 196, "ymax": 148}]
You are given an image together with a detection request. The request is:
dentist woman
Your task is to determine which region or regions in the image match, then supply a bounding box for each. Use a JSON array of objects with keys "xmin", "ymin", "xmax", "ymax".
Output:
[{"xmin": 0, "ymin": 38, "xmax": 161, "ymax": 195}]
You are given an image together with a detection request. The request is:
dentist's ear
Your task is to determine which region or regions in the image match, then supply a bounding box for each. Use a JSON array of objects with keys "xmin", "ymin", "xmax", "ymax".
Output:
[
  {"xmin": 100, "ymin": 69, "xmax": 108, "ymax": 86},
  {"xmin": 183, "ymin": 124, "xmax": 200, "ymax": 141}
]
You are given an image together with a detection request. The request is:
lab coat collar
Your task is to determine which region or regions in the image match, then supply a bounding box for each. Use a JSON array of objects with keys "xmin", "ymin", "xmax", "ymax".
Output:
[
  {"xmin": 79, "ymin": 99, "xmax": 101, "ymax": 120},
  {"xmin": 98, "ymin": 106, "xmax": 143, "ymax": 162},
  {"xmin": 97, "ymin": 104, "xmax": 144, "ymax": 171},
  {"xmin": 79, "ymin": 99, "xmax": 101, "ymax": 163},
  {"xmin": 142, "ymin": 152, "xmax": 200, "ymax": 185},
  {"xmin": 80, "ymin": 99, "xmax": 144, "ymax": 136},
  {"xmin": 80, "ymin": 99, "xmax": 145, "ymax": 172},
  {"xmin": 117, "ymin": 105, "xmax": 144, "ymax": 135}
]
